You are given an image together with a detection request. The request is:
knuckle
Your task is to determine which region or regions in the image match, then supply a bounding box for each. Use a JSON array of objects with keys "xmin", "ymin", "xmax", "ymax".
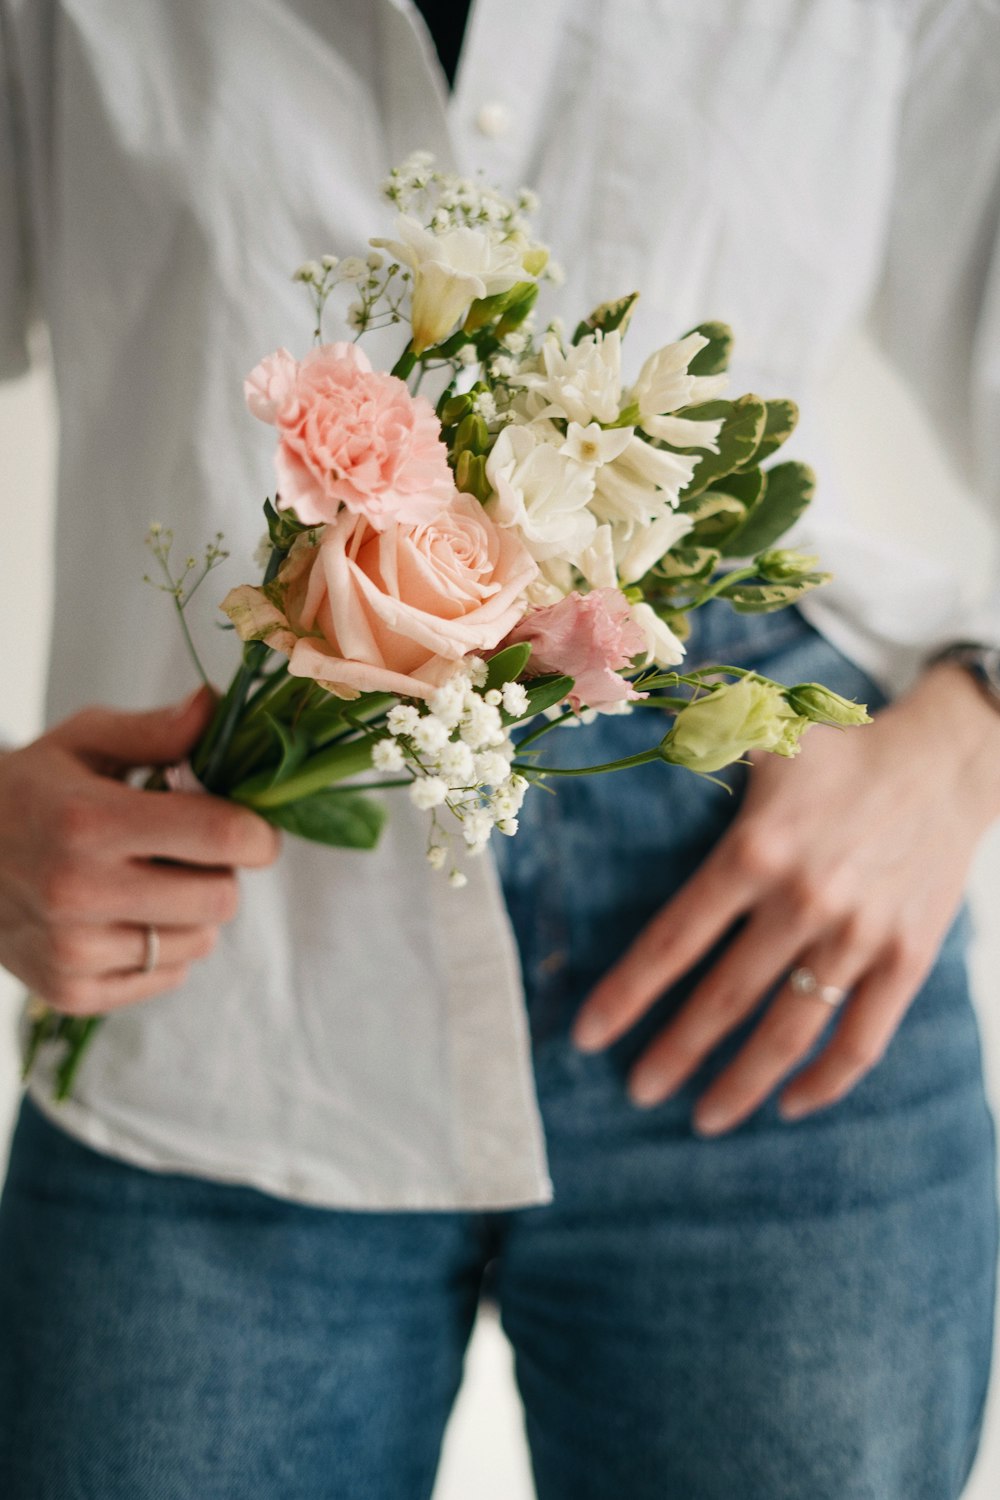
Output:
[
  {"xmin": 45, "ymin": 977, "xmax": 94, "ymax": 1016},
  {"xmin": 887, "ymin": 931, "xmax": 931, "ymax": 978},
  {"xmin": 207, "ymin": 875, "xmax": 240, "ymax": 924},
  {"xmin": 203, "ymin": 806, "xmax": 247, "ymax": 865},
  {"xmin": 39, "ymin": 865, "xmax": 90, "ymax": 921},
  {"xmin": 49, "ymin": 927, "xmax": 95, "ymax": 973},
  {"xmin": 728, "ymin": 826, "xmax": 788, "ymax": 882},
  {"xmin": 784, "ymin": 873, "xmax": 836, "ymax": 925},
  {"xmin": 193, "ymin": 927, "xmax": 219, "ymax": 959},
  {"xmin": 52, "ymin": 795, "xmax": 102, "ymax": 853}
]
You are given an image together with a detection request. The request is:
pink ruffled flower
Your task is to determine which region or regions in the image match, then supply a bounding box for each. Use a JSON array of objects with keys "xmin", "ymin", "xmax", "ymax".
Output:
[
  {"xmin": 244, "ymin": 342, "xmax": 455, "ymax": 531},
  {"xmin": 221, "ymin": 494, "xmax": 539, "ymax": 700},
  {"xmin": 506, "ymin": 588, "xmax": 647, "ymax": 712}
]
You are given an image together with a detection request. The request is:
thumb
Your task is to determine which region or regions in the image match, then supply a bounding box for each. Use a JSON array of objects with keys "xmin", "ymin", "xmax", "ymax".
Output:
[{"xmin": 51, "ymin": 685, "xmax": 219, "ymax": 772}]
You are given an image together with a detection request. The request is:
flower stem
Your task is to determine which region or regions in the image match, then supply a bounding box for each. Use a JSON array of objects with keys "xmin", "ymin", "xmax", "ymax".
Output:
[
  {"xmin": 230, "ymin": 737, "xmax": 376, "ymax": 808},
  {"xmin": 514, "ymin": 747, "xmax": 664, "ymax": 778}
]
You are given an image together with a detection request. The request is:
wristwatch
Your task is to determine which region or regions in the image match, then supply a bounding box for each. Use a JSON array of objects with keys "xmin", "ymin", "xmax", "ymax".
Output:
[{"xmin": 929, "ymin": 642, "xmax": 1000, "ymax": 715}]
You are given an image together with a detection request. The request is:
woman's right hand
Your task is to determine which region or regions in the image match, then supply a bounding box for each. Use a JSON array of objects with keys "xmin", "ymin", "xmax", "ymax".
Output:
[{"xmin": 0, "ymin": 687, "xmax": 281, "ymax": 1016}]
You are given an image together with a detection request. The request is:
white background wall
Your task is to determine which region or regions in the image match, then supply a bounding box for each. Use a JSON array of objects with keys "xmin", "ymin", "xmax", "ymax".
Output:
[{"xmin": 1, "ymin": 338, "xmax": 999, "ymax": 1498}]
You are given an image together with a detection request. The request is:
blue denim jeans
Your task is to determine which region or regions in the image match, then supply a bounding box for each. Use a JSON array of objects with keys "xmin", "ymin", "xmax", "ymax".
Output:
[{"xmin": 1, "ymin": 603, "xmax": 997, "ymax": 1499}]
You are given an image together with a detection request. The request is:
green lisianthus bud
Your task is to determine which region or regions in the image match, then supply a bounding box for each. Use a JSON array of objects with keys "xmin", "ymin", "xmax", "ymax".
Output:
[
  {"xmin": 496, "ymin": 281, "xmax": 539, "ymax": 337},
  {"xmin": 454, "ymin": 413, "xmax": 490, "ymax": 456},
  {"xmin": 440, "ymin": 392, "xmax": 473, "ymax": 427},
  {"xmin": 661, "ymin": 677, "xmax": 811, "ymax": 774},
  {"xmin": 755, "ymin": 549, "xmax": 821, "ymax": 582},
  {"xmin": 454, "ymin": 450, "xmax": 491, "ymax": 504},
  {"xmin": 784, "ymin": 683, "xmax": 872, "ymax": 727}
]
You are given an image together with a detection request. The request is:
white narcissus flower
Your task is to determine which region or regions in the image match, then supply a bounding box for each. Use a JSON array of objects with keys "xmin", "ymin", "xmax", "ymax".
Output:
[
  {"xmin": 511, "ymin": 330, "xmax": 624, "ymax": 426},
  {"xmin": 485, "ymin": 423, "xmax": 597, "ymax": 565},
  {"xmin": 560, "ymin": 421, "xmax": 633, "ymax": 468},
  {"xmin": 630, "ymin": 332, "xmax": 729, "ymax": 426},
  {"xmin": 371, "ymin": 214, "xmax": 528, "ymax": 353},
  {"xmin": 629, "ymin": 601, "xmax": 687, "ymax": 668},
  {"xmin": 617, "ymin": 511, "xmax": 695, "ymax": 585},
  {"xmin": 592, "ymin": 435, "xmax": 699, "ymax": 538}
]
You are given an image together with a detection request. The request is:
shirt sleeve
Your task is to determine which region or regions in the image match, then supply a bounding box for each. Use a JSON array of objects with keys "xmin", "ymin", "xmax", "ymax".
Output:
[
  {"xmin": 867, "ymin": 0, "xmax": 1000, "ymax": 646},
  {"xmin": 0, "ymin": 5, "xmax": 34, "ymax": 380}
]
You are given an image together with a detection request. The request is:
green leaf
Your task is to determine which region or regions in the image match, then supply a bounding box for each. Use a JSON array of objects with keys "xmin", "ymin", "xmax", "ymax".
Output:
[
  {"xmin": 678, "ymin": 395, "xmax": 767, "ymax": 499},
  {"xmin": 485, "ymin": 642, "xmax": 532, "ymax": 693},
  {"xmin": 260, "ymin": 714, "xmax": 310, "ymax": 789},
  {"xmin": 682, "ymin": 491, "xmax": 749, "ymax": 548},
  {"xmin": 515, "ymin": 674, "xmax": 575, "ymax": 720},
  {"xmin": 718, "ymin": 573, "xmax": 830, "ymax": 613},
  {"xmin": 260, "ymin": 789, "xmax": 386, "ymax": 848},
  {"xmin": 738, "ymin": 399, "xmax": 799, "ymax": 469},
  {"xmin": 720, "ymin": 461, "xmax": 816, "ymax": 558},
  {"xmin": 654, "ymin": 544, "xmax": 721, "ymax": 583},
  {"xmin": 681, "ymin": 321, "xmax": 733, "ymax": 376},
  {"xmin": 572, "ymin": 292, "xmax": 640, "ymax": 345}
]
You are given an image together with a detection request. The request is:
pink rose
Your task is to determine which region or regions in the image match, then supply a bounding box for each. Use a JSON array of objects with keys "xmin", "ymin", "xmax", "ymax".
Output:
[
  {"xmin": 244, "ymin": 342, "xmax": 455, "ymax": 531},
  {"xmin": 221, "ymin": 494, "xmax": 539, "ymax": 699},
  {"xmin": 506, "ymin": 588, "xmax": 647, "ymax": 712}
]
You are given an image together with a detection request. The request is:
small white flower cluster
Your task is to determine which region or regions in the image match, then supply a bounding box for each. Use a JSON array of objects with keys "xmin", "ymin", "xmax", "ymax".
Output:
[
  {"xmin": 294, "ymin": 249, "xmax": 412, "ymax": 339},
  {"xmin": 371, "ymin": 664, "xmax": 532, "ymax": 883},
  {"xmin": 381, "ymin": 152, "xmax": 537, "ymax": 236}
]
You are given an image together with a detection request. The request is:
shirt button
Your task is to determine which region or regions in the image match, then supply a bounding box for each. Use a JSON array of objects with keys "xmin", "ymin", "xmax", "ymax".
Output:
[{"xmin": 475, "ymin": 101, "xmax": 512, "ymax": 139}]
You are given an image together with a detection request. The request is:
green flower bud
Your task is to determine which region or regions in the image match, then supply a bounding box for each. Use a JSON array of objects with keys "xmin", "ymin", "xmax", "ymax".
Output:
[
  {"xmin": 784, "ymin": 683, "xmax": 872, "ymax": 727},
  {"xmin": 454, "ymin": 413, "xmax": 490, "ymax": 456},
  {"xmin": 454, "ymin": 450, "xmax": 491, "ymax": 504},
  {"xmin": 661, "ymin": 677, "xmax": 811, "ymax": 774},
  {"xmin": 440, "ymin": 392, "xmax": 473, "ymax": 428},
  {"xmin": 755, "ymin": 549, "xmax": 821, "ymax": 582}
]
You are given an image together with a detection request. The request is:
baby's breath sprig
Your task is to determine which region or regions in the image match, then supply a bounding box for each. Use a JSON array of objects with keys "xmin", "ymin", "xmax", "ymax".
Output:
[{"xmin": 143, "ymin": 524, "xmax": 229, "ymax": 687}]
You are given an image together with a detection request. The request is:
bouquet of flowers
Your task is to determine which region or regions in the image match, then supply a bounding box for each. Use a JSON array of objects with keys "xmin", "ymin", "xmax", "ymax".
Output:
[{"xmin": 26, "ymin": 153, "xmax": 869, "ymax": 1097}]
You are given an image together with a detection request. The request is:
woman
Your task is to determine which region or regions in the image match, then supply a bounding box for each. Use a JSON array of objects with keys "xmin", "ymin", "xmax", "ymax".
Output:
[{"xmin": 1, "ymin": 2, "xmax": 998, "ymax": 1496}]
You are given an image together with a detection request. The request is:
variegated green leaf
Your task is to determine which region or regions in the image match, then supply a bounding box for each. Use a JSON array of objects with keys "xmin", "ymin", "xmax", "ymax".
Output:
[
  {"xmin": 572, "ymin": 291, "xmax": 640, "ymax": 345},
  {"xmin": 681, "ymin": 321, "xmax": 734, "ymax": 376},
  {"xmin": 720, "ymin": 461, "xmax": 816, "ymax": 558}
]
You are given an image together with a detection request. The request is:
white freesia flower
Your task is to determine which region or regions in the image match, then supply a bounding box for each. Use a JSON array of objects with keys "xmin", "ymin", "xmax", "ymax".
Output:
[
  {"xmin": 485, "ymin": 423, "xmax": 597, "ymax": 564},
  {"xmin": 511, "ymin": 330, "xmax": 623, "ymax": 426},
  {"xmin": 592, "ymin": 434, "xmax": 699, "ymax": 537},
  {"xmin": 371, "ymin": 214, "xmax": 528, "ymax": 352},
  {"xmin": 631, "ymin": 332, "xmax": 728, "ymax": 418},
  {"xmin": 618, "ymin": 511, "xmax": 695, "ymax": 585},
  {"xmin": 578, "ymin": 524, "xmax": 618, "ymax": 589},
  {"xmin": 560, "ymin": 421, "xmax": 634, "ymax": 468},
  {"xmin": 630, "ymin": 601, "xmax": 687, "ymax": 667}
]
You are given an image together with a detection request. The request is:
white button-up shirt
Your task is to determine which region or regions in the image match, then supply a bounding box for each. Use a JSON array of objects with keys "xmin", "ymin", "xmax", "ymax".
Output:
[{"xmin": 2, "ymin": 0, "xmax": 998, "ymax": 1208}]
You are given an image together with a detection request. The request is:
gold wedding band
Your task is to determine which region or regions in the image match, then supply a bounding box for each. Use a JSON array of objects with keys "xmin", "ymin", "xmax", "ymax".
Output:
[
  {"xmin": 141, "ymin": 924, "xmax": 160, "ymax": 975},
  {"xmin": 790, "ymin": 966, "xmax": 845, "ymax": 1008}
]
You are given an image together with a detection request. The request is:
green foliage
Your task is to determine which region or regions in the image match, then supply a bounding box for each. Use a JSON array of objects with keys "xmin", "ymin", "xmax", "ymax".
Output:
[
  {"xmin": 571, "ymin": 292, "xmax": 640, "ymax": 346},
  {"xmin": 678, "ymin": 396, "xmax": 766, "ymax": 499},
  {"xmin": 740, "ymin": 399, "xmax": 799, "ymax": 469},
  {"xmin": 513, "ymin": 673, "xmax": 575, "ymax": 721},
  {"xmin": 485, "ymin": 642, "xmax": 532, "ymax": 694},
  {"xmin": 681, "ymin": 321, "xmax": 733, "ymax": 376},
  {"xmin": 259, "ymin": 789, "xmax": 386, "ymax": 848},
  {"xmin": 654, "ymin": 544, "xmax": 721, "ymax": 584},
  {"xmin": 719, "ymin": 461, "xmax": 816, "ymax": 558},
  {"xmin": 718, "ymin": 573, "xmax": 830, "ymax": 613}
]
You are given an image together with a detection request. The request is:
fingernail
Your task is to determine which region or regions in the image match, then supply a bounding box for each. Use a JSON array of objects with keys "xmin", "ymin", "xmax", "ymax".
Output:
[
  {"xmin": 692, "ymin": 1105, "xmax": 730, "ymax": 1136},
  {"xmin": 779, "ymin": 1096, "xmax": 809, "ymax": 1121},
  {"xmin": 572, "ymin": 1011, "xmax": 611, "ymax": 1053},
  {"xmin": 627, "ymin": 1071, "xmax": 666, "ymax": 1108},
  {"xmin": 172, "ymin": 686, "xmax": 205, "ymax": 718}
]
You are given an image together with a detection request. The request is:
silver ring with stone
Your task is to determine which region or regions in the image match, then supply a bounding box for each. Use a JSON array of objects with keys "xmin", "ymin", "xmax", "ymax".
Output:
[{"xmin": 790, "ymin": 966, "xmax": 845, "ymax": 1008}]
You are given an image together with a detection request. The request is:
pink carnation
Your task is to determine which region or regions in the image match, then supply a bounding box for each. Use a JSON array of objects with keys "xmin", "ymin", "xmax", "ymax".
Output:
[
  {"xmin": 244, "ymin": 342, "xmax": 455, "ymax": 531},
  {"xmin": 506, "ymin": 588, "xmax": 647, "ymax": 712}
]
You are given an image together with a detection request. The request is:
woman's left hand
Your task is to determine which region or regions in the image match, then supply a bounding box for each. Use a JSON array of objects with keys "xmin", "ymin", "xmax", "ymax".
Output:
[{"xmin": 571, "ymin": 661, "xmax": 1000, "ymax": 1134}]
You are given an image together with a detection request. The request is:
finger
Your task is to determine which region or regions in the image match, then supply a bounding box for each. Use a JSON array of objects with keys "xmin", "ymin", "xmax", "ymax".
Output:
[
  {"xmin": 46, "ymin": 777, "xmax": 281, "ymax": 869},
  {"xmin": 102, "ymin": 780, "xmax": 281, "ymax": 868},
  {"xmin": 778, "ymin": 944, "xmax": 929, "ymax": 1120},
  {"xmin": 39, "ymin": 859, "xmax": 240, "ymax": 929},
  {"xmin": 624, "ymin": 900, "xmax": 818, "ymax": 1106},
  {"xmin": 48, "ymin": 923, "xmax": 219, "ymax": 977},
  {"xmin": 40, "ymin": 963, "xmax": 194, "ymax": 1018},
  {"xmin": 50, "ymin": 687, "xmax": 217, "ymax": 772},
  {"xmin": 689, "ymin": 926, "xmax": 873, "ymax": 1135},
  {"xmin": 572, "ymin": 829, "xmax": 765, "ymax": 1051}
]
